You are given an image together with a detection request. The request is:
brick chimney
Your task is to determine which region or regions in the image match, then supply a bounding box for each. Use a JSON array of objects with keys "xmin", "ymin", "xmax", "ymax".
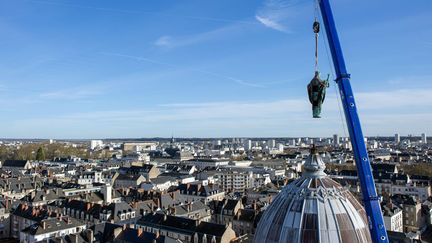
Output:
[
  {"xmin": 86, "ymin": 229, "xmax": 94, "ymax": 243},
  {"xmin": 187, "ymin": 202, "xmax": 192, "ymax": 212},
  {"xmin": 86, "ymin": 202, "xmax": 91, "ymax": 211}
]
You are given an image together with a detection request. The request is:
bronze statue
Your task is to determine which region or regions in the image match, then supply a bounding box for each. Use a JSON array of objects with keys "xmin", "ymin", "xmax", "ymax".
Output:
[{"xmin": 307, "ymin": 71, "xmax": 329, "ymax": 118}]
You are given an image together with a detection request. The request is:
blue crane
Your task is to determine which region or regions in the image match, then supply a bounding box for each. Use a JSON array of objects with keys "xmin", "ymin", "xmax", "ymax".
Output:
[{"xmin": 317, "ymin": 0, "xmax": 389, "ymax": 242}]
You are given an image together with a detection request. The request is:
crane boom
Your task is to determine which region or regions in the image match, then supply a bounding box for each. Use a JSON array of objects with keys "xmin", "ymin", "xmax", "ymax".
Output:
[{"xmin": 318, "ymin": 0, "xmax": 389, "ymax": 242}]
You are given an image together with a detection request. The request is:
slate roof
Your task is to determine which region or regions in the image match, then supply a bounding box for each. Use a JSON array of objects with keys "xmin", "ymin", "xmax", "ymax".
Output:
[
  {"xmin": 36, "ymin": 233, "xmax": 87, "ymax": 243},
  {"xmin": 90, "ymin": 222, "xmax": 122, "ymax": 243},
  {"xmin": 116, "ymin": 174, "xmax": 145, "ymax": 181},
  {"xmin": 137, "ymin": 213, "xmax": 229, "ymax": 238},
  {"xmin": 22, "ymin": 217, "xmax": 85, "ymax": 235},
  {"xmin": 172, "ymin": 201, "xmax": 209, "ymax": 217},
  {"xmin": 178, "ymin": 183, "xmax": 222, "ymax": 197},
  {"xmin": 371, "ymin": 163, "xmax": 397, "ymax": 173},
  {"xmin": 123, "ymin": 165, "xmax": 155, "ymax": 174},
  {"xmin": 0, "ymin": 177, "xmax": 43, "ymax": 192},
  {"xmin": 24, "ymin": 189, "xmax": 64, "ymax": 203},
  {"xmin": 12, "ymin": 204, "xmax": 53, "ymax": 222},
  {"xmin": 2, "ymin": 160, "xmax": 29, "ymax": 168},
  {"xmin": 115, "ymin": 227, "xmax": 166, "ymax": 243}
]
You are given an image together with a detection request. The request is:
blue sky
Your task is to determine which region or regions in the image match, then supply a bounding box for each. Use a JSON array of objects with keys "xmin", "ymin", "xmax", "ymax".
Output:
[{"xmin": 0, "ymin": 0, "xmax": 431, "ymax": 139}]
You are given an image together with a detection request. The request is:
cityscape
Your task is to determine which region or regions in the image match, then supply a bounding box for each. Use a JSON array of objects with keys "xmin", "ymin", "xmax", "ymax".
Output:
[
  {"xmin": 0, "ymin": 0, "xmax": 431, "ymax": 243},
  {"xmin": 0, "ymin": 134, "xmax": 431, "ymax": 242}
]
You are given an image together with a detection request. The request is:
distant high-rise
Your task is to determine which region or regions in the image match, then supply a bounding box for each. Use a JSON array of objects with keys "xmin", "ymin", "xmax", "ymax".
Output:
[
  {"xmin": 421, "ymin": 133, "xmax": 427, "ymax": 144},
  {"xmin": 395, "ymin": 133, "xmax": 400, "ymax": 144},
  {"xmin": 267, "ymin": 139, "xmax": 276, "ymax": 148},
  {"xmin": 244, "ymin": 139, "xmax": 252, "ymax": 150},
  {"xmin": 333, "ymin": 134, "xmax": 339, "ymax": 146}
]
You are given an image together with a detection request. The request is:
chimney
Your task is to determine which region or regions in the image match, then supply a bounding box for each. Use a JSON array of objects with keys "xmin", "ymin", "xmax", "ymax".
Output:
[
  {"xmin": 102, "ymin": 185, "xmax": 112, "ymax": 204},
  {"xmin": 86, "ymin": 202, "xmax": 91, "ymax": 211},
  {"xmin": 137, "ymin": 227, "xmax": 143, "ymax": 237},
  {"xmin": 236, "ymin": 209, "xmax": 241, "ymax": 220},
  {"xmin": 71, "ymin": 233, "xmax": 79, "ymax": 243},
  {"xmin": 86, "ymin": 229, "xmax": 94, "ymax": 243},
  {"xmin": 113, "ymin": 227, "xmax": 122, "ymax": 238},
  {"xmin": 188, "ymin": 202, "xmax": 192, "ymax": 212}
]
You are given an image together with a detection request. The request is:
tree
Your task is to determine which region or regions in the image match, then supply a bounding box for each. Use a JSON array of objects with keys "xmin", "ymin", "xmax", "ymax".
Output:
[{"xmin": 36, "ymin": 147, "xmax": 46, "ymax": 161}]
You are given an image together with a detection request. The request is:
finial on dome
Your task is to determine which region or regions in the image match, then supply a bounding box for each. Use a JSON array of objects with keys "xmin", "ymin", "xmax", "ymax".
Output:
[{"xmin": 303, "ymin": 145, "xmax": 326, "ymax": 177}]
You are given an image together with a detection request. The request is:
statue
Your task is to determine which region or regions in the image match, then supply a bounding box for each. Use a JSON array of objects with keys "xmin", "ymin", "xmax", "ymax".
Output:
[{"xmin": 307, "ymin": 71, "xmax": 329, "ymax": 118}]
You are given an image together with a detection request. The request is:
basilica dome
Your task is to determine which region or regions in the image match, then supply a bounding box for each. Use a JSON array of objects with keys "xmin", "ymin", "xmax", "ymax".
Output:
[{"xmin": 253, "ymin": 148, "xmax": 371, "ymax": 243}]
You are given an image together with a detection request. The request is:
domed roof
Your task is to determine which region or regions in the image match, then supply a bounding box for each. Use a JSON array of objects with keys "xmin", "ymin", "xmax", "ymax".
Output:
[{"xmin": 254, "ymin": 148, "xmax": 371, "ymax": 243}]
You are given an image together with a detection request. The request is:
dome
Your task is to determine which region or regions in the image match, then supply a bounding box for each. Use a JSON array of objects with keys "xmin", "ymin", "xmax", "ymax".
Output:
[{"xmin": 254, "ymin": 148, "xmax": 371, "ymax": 243}]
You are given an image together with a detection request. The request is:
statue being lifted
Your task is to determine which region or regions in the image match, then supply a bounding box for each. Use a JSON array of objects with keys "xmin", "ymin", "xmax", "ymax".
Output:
[{"xmin": 307, "ymin": 71, "xmax": 329, "ymax": 118}]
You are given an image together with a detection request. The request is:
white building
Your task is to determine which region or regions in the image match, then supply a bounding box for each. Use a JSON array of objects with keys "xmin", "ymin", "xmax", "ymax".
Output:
[
  {"xmin": 90, "ymin": 140, "xmax": 103, "ymax": 150},
  {"xmin": 185, "ymin": 158, "xmax": 229, "ymax": 169},
  {"xmin": 244, "ymin": 140, "xmax": 252, "ymax": 150},
  {"xmin": 382, "ymin": 204, "xmax": 403, "ymax": 232},
  {"xmin": 267, "ymin": 139, "xmax": 276, "ymax": 148},
  {"xmin": 395, "ymin": 133, "xmax": 400, "ymax": 144},
  {"xmin": 216, "ymin": 170, "xmax": 253, "ymax": 192},
  {"xmin": 391, "ymin": 183, "xmax": 431, "ymax": 201},
  {"xmin": 421, "ymin": 133, "xmax": 427, "ymax": 144}
]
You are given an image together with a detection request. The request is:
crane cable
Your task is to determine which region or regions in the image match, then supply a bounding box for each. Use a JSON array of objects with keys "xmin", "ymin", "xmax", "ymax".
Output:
[
  {"xmin": 313, "ymin": 0, "xmax": 320, "ymax": 72},
  {"xmin": 315, "ymin": 0, "xmax": 349, "ymax": 139}
]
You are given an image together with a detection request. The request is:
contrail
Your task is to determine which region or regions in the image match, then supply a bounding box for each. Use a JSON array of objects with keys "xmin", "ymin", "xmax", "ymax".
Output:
[
  {"xmin": 26, "ymin": 0, "xmax": 258, "ymax": 25},
  {"xmin": 100, "ymin": 52, "xmax": 266, "ymax": 88}
]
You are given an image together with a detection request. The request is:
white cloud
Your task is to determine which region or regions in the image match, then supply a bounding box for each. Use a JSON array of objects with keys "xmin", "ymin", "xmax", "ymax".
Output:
[
  {"xmin": 255, "ymin": 0, "xmax": 300, "ymax": 33},
  {"xmin": 154, "ymin": 36, "xmax": 172, "ymax": 47},
  {"xmin": 255, "ymin": 15, "xmax": 288, "ymax": 32},
  {"xmin": 153, "ymin": 23, "xmax": 249, "ymax": 49},
  {"xmin": 39, "ymin": 87, "xmax": 103, "ymax": 100}
]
